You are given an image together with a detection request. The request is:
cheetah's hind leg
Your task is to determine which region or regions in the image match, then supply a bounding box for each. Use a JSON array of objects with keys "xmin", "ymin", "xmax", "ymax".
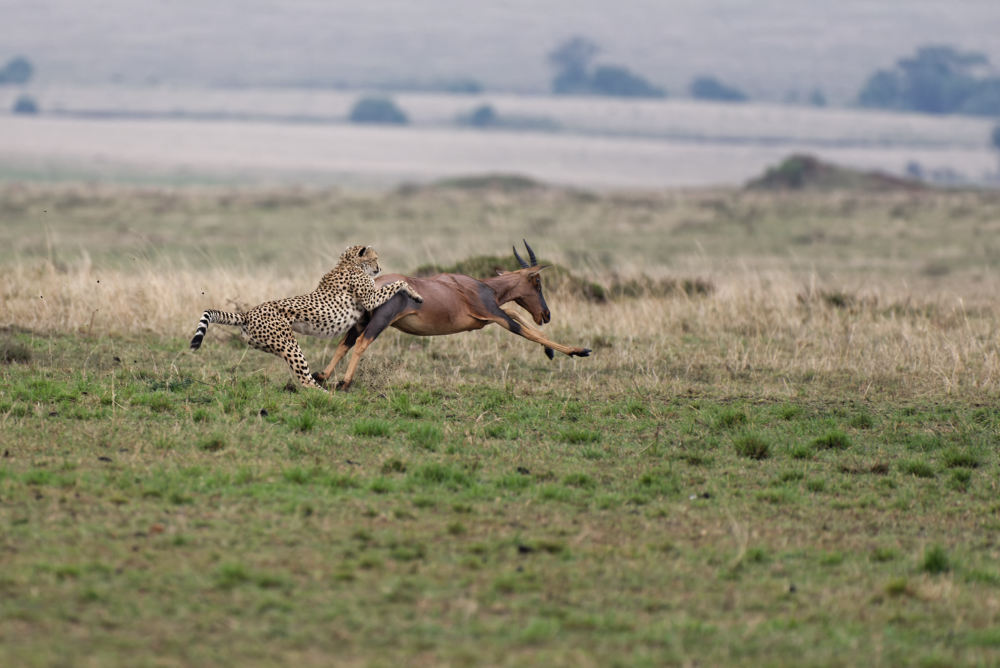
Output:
[
  {"xmin": 242, "ymin": 310, "xmax": 327, "ymax": 392},
  {"xmin": 277, "ymin": 337, "xmax": 326, "ymax": 391}
]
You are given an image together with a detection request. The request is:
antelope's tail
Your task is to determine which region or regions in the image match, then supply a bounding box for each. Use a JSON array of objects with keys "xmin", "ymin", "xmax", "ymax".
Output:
[{"xmin": 190, "ymin": 309, "xmax": 245, "ymax": 350}]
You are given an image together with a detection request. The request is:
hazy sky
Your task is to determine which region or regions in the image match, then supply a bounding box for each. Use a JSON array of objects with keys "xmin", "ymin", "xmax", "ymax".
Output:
[{"xmin": 4, "ymin": 1, "xmax": 1000, "ymax": 101}]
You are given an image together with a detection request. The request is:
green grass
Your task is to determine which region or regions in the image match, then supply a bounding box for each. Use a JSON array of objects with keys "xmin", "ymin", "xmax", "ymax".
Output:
[{"xmin": 2, "ymin": 333, "xmax": 1000, "ymax": 666}]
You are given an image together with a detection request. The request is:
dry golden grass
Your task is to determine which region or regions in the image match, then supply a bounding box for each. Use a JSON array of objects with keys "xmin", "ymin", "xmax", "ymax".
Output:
[{"xmin": 5, "ymin": 256, "xmax": 1000, "ymax": 400}]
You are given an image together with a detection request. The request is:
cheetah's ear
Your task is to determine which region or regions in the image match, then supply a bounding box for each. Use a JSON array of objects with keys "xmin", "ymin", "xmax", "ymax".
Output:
[{"xmin": 358, "ymin": 246, "xmax": 367, "ymax": 257}]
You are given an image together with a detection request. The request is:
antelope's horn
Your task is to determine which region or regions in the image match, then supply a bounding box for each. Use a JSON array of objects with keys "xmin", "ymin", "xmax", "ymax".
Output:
[
  {"xmin": 523, "ymin": 239, "xmax": 537, "ymax": 266},
  {"xmin": 513, "ymin": 245, "xmax": 529, "ymax": 269}
]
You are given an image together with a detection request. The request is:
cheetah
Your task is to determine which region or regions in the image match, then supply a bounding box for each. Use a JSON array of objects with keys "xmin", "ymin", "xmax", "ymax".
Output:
[{"xmin": 189, "ymin": 245, "xmax": 422, "ymax": 390}]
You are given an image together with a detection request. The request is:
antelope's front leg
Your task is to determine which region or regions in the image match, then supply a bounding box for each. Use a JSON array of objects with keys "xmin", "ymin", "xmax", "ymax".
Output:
[
  {"xmin": 501, "ymin": 308, "xmax": 591, "ymax": 357},
  {"xmin": 313, "ymin": 326, "xmax": 363, "ymax": 384}
]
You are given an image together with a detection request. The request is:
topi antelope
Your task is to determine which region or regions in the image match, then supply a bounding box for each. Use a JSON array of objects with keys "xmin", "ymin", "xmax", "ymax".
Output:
[{"xmin": 314, "ymin": 240, "xmax": 591, "ymax": 390}]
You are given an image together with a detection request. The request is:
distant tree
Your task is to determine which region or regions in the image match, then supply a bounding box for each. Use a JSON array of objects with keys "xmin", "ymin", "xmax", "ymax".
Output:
[
  {"xmin": 549, "ymin": 36, "xmax": 600, "ymax": 94},
  {"xmin": 808, "ymin": 88, "xmax": 827, "ymax": 107},
  {"xmin": 961, "ymin": 78, "xmax": 1000, "ymax": 115},
  {"xmin": 689, "ymin": 76, "xmax": 748, "ymax": 102},
  {"xmin": 12, "ymin": 94, "xmax": 38, "ymax": 114},
  {"xmin": 0, "ymin": 56, "xmax": 33, "ymax": 85},
  {"xmin": 548, "ymin": 36, "xmax": 664, "ymax": 98},
  {"xmin": 589, "ymin": 65, "xmax": 664, "ymax": 98},
  {"xmin": 857, "ymin": 70, "xmax": 900, "ymax": 108},
  {"xmin": 857, "ymin": 45, "xmax": 1000, "ymax": 116},
  {"xmin": 348, "ymin": 96, "xmax": 408, "ymax": 125}
]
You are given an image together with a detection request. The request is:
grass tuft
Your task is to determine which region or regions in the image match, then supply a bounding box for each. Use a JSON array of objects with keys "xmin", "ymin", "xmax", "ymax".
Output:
[
  {"xmin": 412, "ymin": 462, "xmax": 472, "ymax": 488},
  {"xmin": 197, "ymin": 434, "xmax": 227, "ymax": 452},
  {"xmin": 900, "ymin": 460, "xmax": 936, "ymax": 478},
  {"xmin": 921, "ymin": 545, "xmax": 951, "ymax": 575},
  {"xmin": 849, "ymin": 412, "xmax": 875, "ymax": 429},
  {"xmin": 942, "ymin": 448, "xmax": 981, "ymax": 469},
  {"xmin": 407, "ymin": 423, "xmax": 443, "ymax": 450},
  {"xmin": 715, "ymin": 409, "xmax": 747, "ymax": 430},
  {"xmin": 558, "ymin": 428, "xmax": 601, "ymax": 444},
  {"xmin": 1, "ymin": 340, "xmax": 32, "ymax": 364},
  {"xmin": 353, "ymin": 418, "xmax": 393, "ymax": 438},
  {"xmin": 812, "ymin": 431, "xmax": 851, "ymax": 450},
  {"xmin": 289, "ymin": 409, "xmax": 318, "ymax": 432},
  {"xmin": 734, "ymin": 433, "xmax": 770, "ymax": 460}
]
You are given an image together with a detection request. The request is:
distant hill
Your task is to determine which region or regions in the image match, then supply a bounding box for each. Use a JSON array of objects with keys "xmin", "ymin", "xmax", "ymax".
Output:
[
  {"xmin": 746, "ymin": 154, "xmax": 927, "ymax": 192},
  {"xmin": 5, "ymin": 1, "xmax": 1000, "ymax": 103}
]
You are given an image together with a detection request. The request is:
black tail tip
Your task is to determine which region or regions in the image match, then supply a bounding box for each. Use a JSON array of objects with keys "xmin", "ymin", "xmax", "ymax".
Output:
[
  {"xmin": 544, "ymin": 347, "xmax": 554, "ymax": 360},
  {"xmin": 190, "ymin": 337, "xmax": 203, "ymax": 350}
]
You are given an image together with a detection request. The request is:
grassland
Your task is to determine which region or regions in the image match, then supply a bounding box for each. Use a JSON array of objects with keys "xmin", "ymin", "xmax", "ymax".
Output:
[{"xmin": 3, "ymin": 180, "xmax": 1000, "ymax": 666}]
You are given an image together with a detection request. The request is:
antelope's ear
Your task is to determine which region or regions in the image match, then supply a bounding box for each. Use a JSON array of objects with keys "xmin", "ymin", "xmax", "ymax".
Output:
[
  {"xmin": 531, "ymin": 265, "xmax": 552, "ymax": 275},
  {"xmin": 494, "ymin": 266, "xmax": 508, "ymax": 276}
]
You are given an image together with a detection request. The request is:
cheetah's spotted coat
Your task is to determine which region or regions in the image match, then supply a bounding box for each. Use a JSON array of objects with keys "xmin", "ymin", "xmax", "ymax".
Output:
[{"xmin": 189, "ymin": 245, "xmax": 421, "ymax": 390}]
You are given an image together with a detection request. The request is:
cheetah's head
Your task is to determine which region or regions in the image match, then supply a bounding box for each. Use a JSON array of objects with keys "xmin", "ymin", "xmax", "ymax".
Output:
[{"xmin": 340, "ymin": 244, "xmax": 381, "ymax": 277}]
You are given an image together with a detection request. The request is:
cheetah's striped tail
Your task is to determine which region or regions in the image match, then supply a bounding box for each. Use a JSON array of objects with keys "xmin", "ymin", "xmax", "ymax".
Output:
[{"xmin": 190, "ymin": 309, "xmax": 246, "ymax": 350}]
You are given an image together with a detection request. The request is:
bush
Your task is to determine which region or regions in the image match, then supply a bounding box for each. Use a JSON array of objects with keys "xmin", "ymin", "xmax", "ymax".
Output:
[
  {"xmin": 690, "ymin": 76, "xmax": 748, "ymax": 102},
  {"xmin": 458, "ymin": 104, "xmax": 498, "ymax": 127},
  {"xmin": 348, "ymin": 96, "xmax": 408, "ymax": 125},
  {"xmin": 589, "ymin": 65, "xmax": 665, "ymax": 98},
  {"xmin": 12, "ymin": 95, "xmax": 38, "ymax": 115}
]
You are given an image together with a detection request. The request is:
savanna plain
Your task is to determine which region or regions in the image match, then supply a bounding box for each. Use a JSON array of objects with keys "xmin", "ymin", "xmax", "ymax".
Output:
[{"xmin": 3, "ymin": 177, "xmax": 1000, "ymax": 666}]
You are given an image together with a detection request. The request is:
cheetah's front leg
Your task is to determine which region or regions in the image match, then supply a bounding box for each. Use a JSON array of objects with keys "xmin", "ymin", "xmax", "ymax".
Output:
[{"xmin": 361, "ymin": 280, "xmax": 423, "ymax": 311}]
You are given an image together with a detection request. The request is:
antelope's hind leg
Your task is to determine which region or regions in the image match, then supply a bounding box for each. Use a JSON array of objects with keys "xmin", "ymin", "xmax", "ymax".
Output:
[{"xmin": 337, "ymin": 292, "xmax": 414, "ymax": 391}]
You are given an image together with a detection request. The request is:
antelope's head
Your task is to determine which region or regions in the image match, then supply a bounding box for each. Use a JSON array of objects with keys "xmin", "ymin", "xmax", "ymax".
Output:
[{"xmin": 509, "ymin": 239, "xmax": 551, "ymax": 325}]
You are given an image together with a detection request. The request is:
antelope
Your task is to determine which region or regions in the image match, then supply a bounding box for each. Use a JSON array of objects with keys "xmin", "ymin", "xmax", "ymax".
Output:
[{"xmin": 314, "ymin": 241, "xmax": 591, "ymax": 390}]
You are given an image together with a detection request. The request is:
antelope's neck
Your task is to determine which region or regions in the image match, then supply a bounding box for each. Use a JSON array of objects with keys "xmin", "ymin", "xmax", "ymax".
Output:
[{"xmin": 482, "ymin": 273, "xmax": 521, "ymax": 305}]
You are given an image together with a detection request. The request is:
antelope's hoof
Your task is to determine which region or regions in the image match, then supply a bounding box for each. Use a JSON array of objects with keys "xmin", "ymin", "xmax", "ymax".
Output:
[
  {"xmin": 335, "ymin": 380, "xmax": 351, "ymax": 392},
  {"xmin": 575, "ymin": 348, "xmax": 592, "ymax": 357}
]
